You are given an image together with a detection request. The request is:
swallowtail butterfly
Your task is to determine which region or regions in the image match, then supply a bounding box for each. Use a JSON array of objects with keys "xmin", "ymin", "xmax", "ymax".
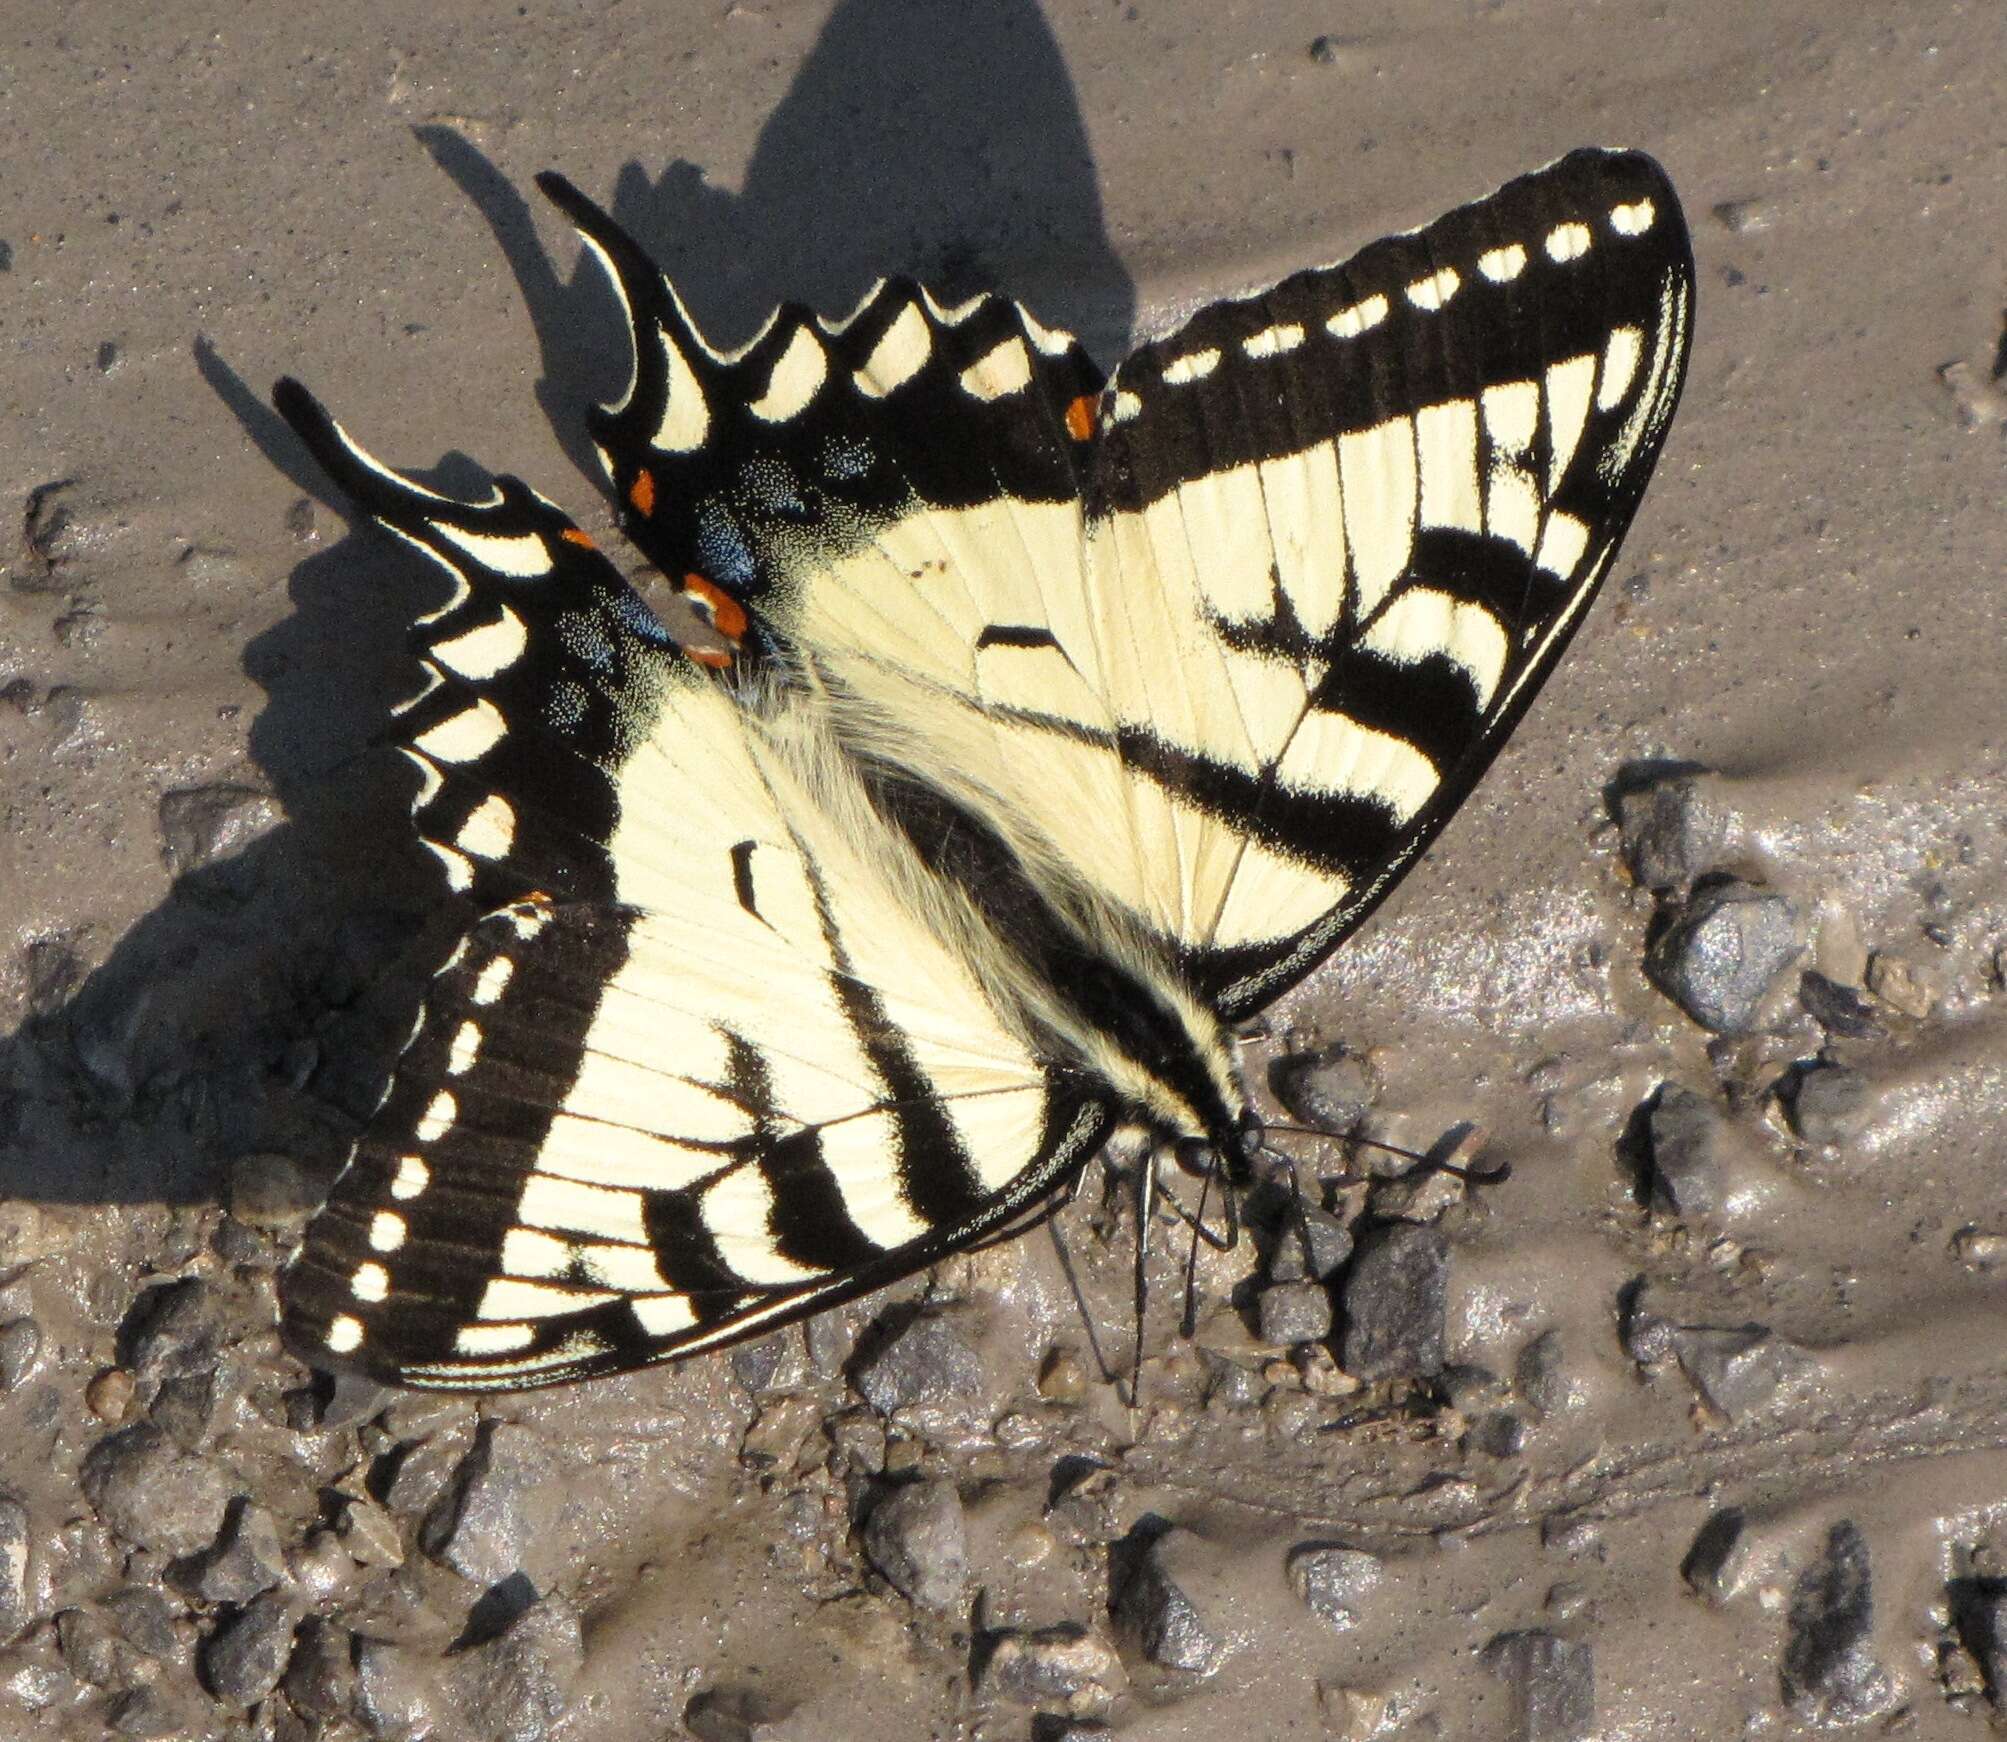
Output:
[{"xmin": 274, "ymin": 148, "xmax": 1692, "ymax": 1389}]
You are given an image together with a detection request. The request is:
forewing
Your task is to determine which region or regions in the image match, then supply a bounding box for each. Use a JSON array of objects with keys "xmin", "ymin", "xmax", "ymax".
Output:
[
  {"xmin": 541, "ymin": 150, "xmax": 1692, "ymax": 1019},
  {"xmin": 273, "ymin": 385, "xmax": 1111, "ymax": 1388}
]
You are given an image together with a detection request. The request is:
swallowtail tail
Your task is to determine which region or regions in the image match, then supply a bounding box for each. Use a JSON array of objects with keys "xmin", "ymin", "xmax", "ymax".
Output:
[{"xmin": 274, "ymin": 148, "xmax": 1692, "ymax": 1389}]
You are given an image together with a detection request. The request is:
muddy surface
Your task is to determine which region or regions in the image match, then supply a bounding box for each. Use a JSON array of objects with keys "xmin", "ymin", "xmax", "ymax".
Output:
[{"xmin": 3, "ymin": 2, "xmax": 2004, "ymax": 1738}]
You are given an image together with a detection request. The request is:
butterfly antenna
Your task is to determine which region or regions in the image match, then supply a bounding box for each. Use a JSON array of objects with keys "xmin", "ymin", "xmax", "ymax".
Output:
[
  {"xmin": 1129, "ymin": 1148, "xmax": 1156, "ymax": 1408},
  {"xmin": 1262, "ymin": 1121, "xmax": 1511, "ymax": 1187}
]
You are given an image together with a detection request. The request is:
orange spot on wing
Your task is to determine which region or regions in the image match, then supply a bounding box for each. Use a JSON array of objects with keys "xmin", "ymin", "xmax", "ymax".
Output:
[
  {"xmin": 683, "ymin": 573, "xmax": 749, "ymax": 642},
  {"xmin": 1064, "ymin": 394, "xmax": 1096, "ymax": 441},
  {"xmin": 559, "ymin": 528, "xmax": 596, "ymax": 549},
  {"xmin": 628, "ymin": 468, "xmax": 657, "ymax": 518}
]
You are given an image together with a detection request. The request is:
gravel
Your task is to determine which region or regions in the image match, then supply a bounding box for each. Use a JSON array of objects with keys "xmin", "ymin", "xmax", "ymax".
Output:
[
  {"xmin": 1339, "ymin": 1222, "xmax": 1450, "ymax": 1379},
  {"xmin": 1481, "ymin": 1629, "xmax": 1595, "ymax": 1741},
  {"xmin": 849, "ymin": 1309, "xmax": 984, "ymax": 1415},
  {"xmin": 199, "ymin": 1588, "xmax": 299, "ymax": 1706},
  {"xmin": 1645, "ymin": 880, "xmax": 1801, "ymax": 1033},
  {"xmin": 1644, "ymin": 1083, "xmax": 1732, "ymax": 1218},
  {"xmin": 80, "ymin": 1426, "xmax": 236, "ymax": 1560},
  {"xmin": 859, "ymin": 1478, "xmax": 967, "ymax": 1610},
  {"xmin": 1257, "ymin": 1280, "xmax": 1334, "ymax": 1345},
  {"xmin": 1111, "ymin": 1525, "xmax": 1228, "ymax": 1677},
  {"xmin": 1287, "ymin": 1543, "xmax": 1383, "ymax": 1630},
  {"xmin": 1780, "ymin": 1522, "xmax": 1899, "ymax": 1724}
]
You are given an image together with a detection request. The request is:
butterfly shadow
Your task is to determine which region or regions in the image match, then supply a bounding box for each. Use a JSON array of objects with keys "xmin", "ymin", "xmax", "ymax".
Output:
[
  {"xmin": 418, "ymin": 0, "xmax": 1137, "ymax": 498},
  {"xmin": 0, "ymin": 344, "xmax": 479, "ymax": 1216},
  {"xmin": 0, "ymin": 0, "xmax": 1133, "ymax": 1219}
]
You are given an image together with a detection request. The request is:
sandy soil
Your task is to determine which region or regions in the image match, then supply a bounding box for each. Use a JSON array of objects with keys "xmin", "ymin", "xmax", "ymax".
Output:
[{"xmin": 2, "ymin": 2, "xmax": 2004, "ymax": 1738}]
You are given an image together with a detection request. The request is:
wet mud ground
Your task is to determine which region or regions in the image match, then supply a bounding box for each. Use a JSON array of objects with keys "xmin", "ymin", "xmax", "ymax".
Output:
[{"xmin": 2, "ymin": 2, "xmax": 2004, "ymax": 1737}]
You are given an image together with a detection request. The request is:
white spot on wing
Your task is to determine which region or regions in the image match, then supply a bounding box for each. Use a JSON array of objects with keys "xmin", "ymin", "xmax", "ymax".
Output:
[
  {"xmin": 1545, "ymin": 222, "xmax": 1593, "ymax": 263},
  {"xmin": 853, "ymin": 301, "xmax": 931, "ymax": 398},
  {"xmin": 1327, "ymin": 293, "xmax": 1388, "ymax": 338},
  {"xmin": 1337, "ymin": 415, "xmax": 1417, "ymax": 617},
  {"xmin": 1162, "ymin": 347, "xmax": 1220, "ymax": 386},
  {"xmin": 1486, "ymin": 458, "xmax": 1540, "ymax": 554},
  {"xmin": 959, "ymin": 335, "xmax": 1032, "ymax": 402},
  {"xmin": 1482, "ymin": 379, "xmax": 1539, "ymax": 456},
  {"xmin": 455, "ymin": 1322, "xmax": 535, "ymax": 1355},
  {"xmin": 1535, "ymin": 509, "xmax": 1590, "ymax": 578},
  {"xmin": 1598, "ymin": 326, "xmax": 1644, "ymax": 410},
  {"xmin": 1277, "ymin": 709, "xmax": 1437, "ymax": 824},
  {"xmin": 749, "ymin": 325, "xmax": 828, "ymax": 423},
  {"xmin": 413, "ymin": 697, "xmax": 507, "ymax": 765},
  {"xmin": 1363, "ymin": 588, "xmax": 1510, "ymax": 709},
  {"xmin": 446, "ymin": 1021, "xmax": 482, "ymax": 1076},
  {"xmin": 1609, "ymin": 197, "xmax": 1656, "ymax": 236},
  {"xmin": 1415, "ymin": 398, "xmax": 1482, "ymax": 533},
  {"xmin": 817, "ymin": 277, "xmax": 887, "ymax": 336},
  {"xmin": 456, "ymin": 796, "xmax": 516, "ymax": 861},
  {"xmin": 326, "ymin": 1315, "xmax": 364, "ymax": 1354},
  {"xmin": 1477, "ymin": 243, "xmax": 1527, "ymax": 283},
  {"xmin": 430, "ymin": 606, "xmax": 529, "ymax": 682},
  {"xmin": 351, "ymin": 1262, "xmax": 389, "ymax": 1303},
  {"xmin": 471, "ymin": 957, "xmax": 514, "ymax": 1006},
  {"xmin": 921, "ymin": 286, "xmax": 986, "ymax": 326},
  {"xmin": 1543, "ymin": 353, "xmax": 1598, "ymax": 489},
  {"xmin": 519, "ymin": 1172, "xmax": 650, "ymax": 1246},
  {"xmin": 368, "ymin": 1212, "xmax": 407, "ymax": 1252},
  {"xmin": 432, "ymin": 523, "xmax": 552, "ymax": 580},
  {"xmin": 650, "ymin": 321, "xmax": 710, "ymax": 453},
  {"xmin": 1108, "ymin": 390, "xmax": 1142, "ymax": 424},
  {"xmin": 390, "ymin": 1155, "xmax": 430, "ymax": 1200},
  {"xmin": 415, "ymin": 1091, "xmax": 456, "ymax": 1143},
  {"xmin": 701, "ymin": 1167, "xmax": 821, "ymax": 1286},
  {"xmin": 1243, "ymin": 322, "xmax": 1305, "ymax": 359},
  {"xmin": 478, "ymin": 1276, "xmax": 616, "ymax": 1320},
  {"xmin": 1405, "ymin": 266, "xmax": 1460, "ymax": 311},
  {"xmin": 1019, "ymin": 308, "xmax": 1075, "ymax": 356},
  {"xmin": 422, "ymin": 839, "xmax": 475, "ymax": 892},
  {"xmin": 631, "ymin": 1295, "xmax": 697, "ymax": 1337}
]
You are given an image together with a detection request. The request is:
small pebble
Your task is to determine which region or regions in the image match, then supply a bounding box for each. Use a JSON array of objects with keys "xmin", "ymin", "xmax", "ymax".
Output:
[
  {"xmin": 1645, "ymin": 1084, "xmax": 1731, "ymax": 1219},
  {"xmin": 850, "ymin": 1310, "xmax": 984, "ymax": 1415},
  {"xmin": 1270, "ymin": 1045, "xmax": 1374, "ymax": 1132},
  {"xmin": 339, "ymin": 1497, "xmax": 404, "ymax": 1568},
  {"xmin": 226, "ymin": 1153, "xmax": 322, "ymax": 1232},
  {"xmin": 199, "ymin": 1589, "xmax": 298, "ymax": 1706},
  {"xmin": 1785, "ymin": 1063, "xmax": 1870, "ymax": 1148},
  {"xmin": 1781, "ymin": 1522, "xmax": 1897, "ymax": 1724},
  {"xmin": 1038, "ymin": 1349, "xmax": 1088, "ymax": 1402},
  {"xmin": 283, "ymin": 1615, "xmax": 357, "ymax": 1721},
  {"xmin": 981, "ymin": 1623, "xmax": 1125, "ymax": 1708},
  {"xmin": 1614, "ymin": 769, "xmax": 1741, "ymax": 893},
  {"xmin": 1671, "ymin": 1323, "xmax": 1814, "ymax": 1420},
  {"xmin": 1288, "ymin": 1543, "xmax": 1382, "ymax": 1629},
  {"xmin": 1866, "ymin": 951, "xmax": 1936, "ymax": 1017},
  {"xmin": 860, "ymin": 1479, "xmax": 967, "ymax": 1611},
  {"xmin": 1267, "ymin": 1204, "xmax": 1354, "ymax": 1282},
  {"xmin": 1798, "ymin": 970, "xmax": 1883, "ymax": 1039},
  {"xmin": 0, "ymin": 1319, "xmax": 44, "ymax": 1392},
  {"xmin": 419, "ymin": 1421, "xmax": 549, "ymax": 1587},
  {"xmin": 1710, "ymin": 196, "xmax": 1778, "ymax": 234},
  {"xmin": 1339, "ymin": 1223, "xmax": 1450, "ymax": 1380},
  {"xmin": 1481, "ymin": 1629, "xmax": 1595, "ymax": 1742},
  {"xmin": 81, "ymin": 1426, "xmax": 236, "ymax": 1559},
  {"xmin": 1645, "ymin": 880, "xmax": 1800, "ymax": 1034},
  {"xmin": 1258, "ymin": 1280, "xmax": 1333, "ymax": 1345},
  {"xmin": 1111, "ymin": 1526, "xmax": 1227, "ymax": 1677},
  {"xmin": 180, "ymin": 1500, "xmax": 286, "ymax": 1604},
  {"xmin": 86, "ymin": 1368, "xmax": 136, "ymax": 1424},
  {"xmin": 1954, "ymin": 1228, "xmax": 2007, "ymax": 1266},
  {"xmin": 156, "ymin": 784, "xmax": 279, "ymax": 879}
]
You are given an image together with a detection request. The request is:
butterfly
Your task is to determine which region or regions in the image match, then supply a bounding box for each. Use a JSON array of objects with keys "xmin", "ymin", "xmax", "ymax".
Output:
[{"xmin": 272, "ymin": 148, "xmax": 1692, "ymax": 1389}]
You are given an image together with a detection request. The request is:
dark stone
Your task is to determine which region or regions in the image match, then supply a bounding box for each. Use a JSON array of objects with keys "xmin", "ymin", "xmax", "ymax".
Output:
[
  {"xmin": 1269, "ymin": 1046, "xmax": 1374, "ymax": 1133},
  {"xmin": 419, "ymin": 1421, "xmax": 551, "ymax": 1586},
  {"xmin": 1645, "ymin": 880, "xmax": 1800, "ymax": 1034},
  {"xmin": 354, "ymin": 1638, "xmax": 440, "ymax": 1737},
  {"xmin": 157, "ymin": 784, "xmax": 278, "ymax": 878},
  {"xmin": 860, "ymin": 1478, "xmax": 967, "ymax": 1610},
  {"xmin": 57, "ymin": 1605, "xmax": 134, "ymax": 1685},
  {"xmin": 100, "ymin": 1588, "xmax": 180, "ymax": 1662},
  {"xmin": 1515, "ymin": 1330, "xmax": 1569, "ymax": 1416},
  {"xmin": 174, "ymin": 1498, "xmax": 285, "ymax": 1604},
  {"xmin": 81, "ymin": 1425, "xmax": 234, "ymax": 1558},
  {"xmin": 1780, "ymin": 1522, "xmax": 1897, "ymax": 1724},
  {"xmin": 1680, "ymin": 1509, "xmax": 1749, "ymax": 1605},
  {"xmin": 980, "ymin": 1623, "xmax": 1124, "ymax": 1705},
  {"xmin": 1785, "ymin": 1063, "xmax": 1872, "ymax": 1148},
  {"xmin": 1287, "ymin": 1544, "xmax": 1382, "ymax": 1630},
  {"xmin": 1267, "ymin": 1204, "xmax": 1353, "ymax": 1283},
  {"xmin": 0, "ymin": 1495, "xmax": 30, "ymax": 1642},
  {"xmin": 150, "ymin": 1369, "xmax": 223, "ymax": 1449},
  {"xmin": 729, "ymin": 1329, "xmax": 809, "ymax": 1396},
  {"xmin": 1644, "ymin": 1084, "xmax": 1734, "ymax": 1218},
  {"xmin": 1671, "ymin": 1323, "xmax": 1813, "ymax": 1419},
  {"xmin": 449, "ymin": 1592, "xmax": 584, "ymax": 1742},
  {"xmin": 1472, "ymin": 1410, "xmax": 1528, "ymax": 1457},
  {"xmin": 1798, "ymin": 971, "xmax": 1884, "ymax": 1039},
  {"xmin": 199, "ymin": 1589, "xmax": 298, "ymax": 1706},
  {"xmin": 287, "ymin": 1367, "xmax": 388, "ymax": 1433},
  {"xmin": 1257, "ymin": 1280, "xmax": 1333, "ymax": 1346},
  {"xmin": 119, "ymin": 1279, "xmax": 222, "ymax": 1384},
  {"xmin": 1482, "ymin": 1630, "xmax": 1595, "ymax": 1741},
  {"xmin": 850, "ymin": 1310, "xmax": 984, "ymax": 1415},
  {"xmin": 226, "ymin": 1152, "xmax": 323, "ymax": 1233},
  {"xmin": 106, "ymin": 1686, "xmax": 183, "ymax": 1738},
  {"xmin": 1111, "ymin": 1526, "xmax": 1226, "ymax": 1676},
  {"xmin": 1614, "ymin": 769, "xmax": 1740, "ymax": 893},
  {"xmin": 1339, "ymin": 1223, "xmax": 1450, "ymax": 1380},
  {"xmin": 1617, "ymin": 1282, "xmax": 1675, "ymax": 1365}
]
